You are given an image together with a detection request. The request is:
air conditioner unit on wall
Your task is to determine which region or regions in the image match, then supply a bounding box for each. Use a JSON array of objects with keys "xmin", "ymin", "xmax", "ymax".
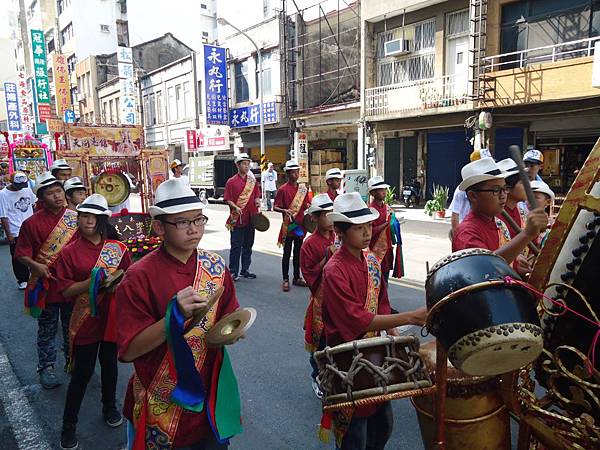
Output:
[{"xmin": 384, "ymin": 39, "xmax": 411, "ymax": 57}]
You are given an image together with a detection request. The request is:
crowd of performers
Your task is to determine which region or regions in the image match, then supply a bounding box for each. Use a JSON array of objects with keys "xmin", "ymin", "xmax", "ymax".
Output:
[{"xmin": 2, "ymin": 147, "xmax": 554, "ymax": 450}]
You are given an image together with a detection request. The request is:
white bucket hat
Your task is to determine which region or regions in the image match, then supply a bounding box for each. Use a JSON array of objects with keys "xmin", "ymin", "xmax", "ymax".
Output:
[
  {"xmin": 149, "ymin": 178, "xmax": 208, "ymax": 217},
  {"xmin": 497, "ymin": 158, "xmax": 519, "ymax": 176},
  {"xmin": 367, "ymin": 176, "xmax": 390, "ymax": 192},
  {"xmin": 458, "ymin": 158, "xmax": 505, "ymax": 191},
  {"xmin": 50, "ymin": 159, "xmax": 71, "ymax": 172},
  {"xmin": 284, "ymin": 160, "xmax": 300, "ymax": 171},
  {"xmin": 325, "ymin": 168, "xmax": 343, "ymax": 181},
  {"xmin": 77, "ymin": 193, "xmax": 112, "ymax": 217},
  {"xmin": 64, "ymin": 177, "xmax": 86, "ymax": 193},
  {"xmin": 306, "ymin": 193, "xmax": 334, "ymax": 215},
  {"xmin": 235, "ymin": 153, "xmax": 252, "ymax": 164},
  {"xmin": 530, "ymin": 180, "xmax": 555, "ymax": 201},
  {"xmin": 327, "ymin": 192, "xmax": 380, "ymax": 224},
  {"xmin": 33, "ymin": 172, "xmax": 63, "ymax": 195}
]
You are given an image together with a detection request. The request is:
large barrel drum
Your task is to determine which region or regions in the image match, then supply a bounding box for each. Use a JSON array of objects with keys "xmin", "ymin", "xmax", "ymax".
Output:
[
  {"xmin": 426, "ymin": 248, "xmax": 543, "ymax": 376},
  {"xmin": 412, "ymin": 341, "xmax": 510, "ymax": 450}
]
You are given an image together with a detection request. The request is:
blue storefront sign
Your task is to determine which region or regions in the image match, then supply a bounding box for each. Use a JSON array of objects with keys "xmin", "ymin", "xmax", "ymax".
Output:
[
  {"xmin": 229, "ymin": 102, "xmax": 277, "ymax": 128},
  {"xmin": 203, "ymin": 45, "xmax": 229, "ymax": 125},
  {"xmin": 4, "ymin": 82, "xmax": 22, "ymax": 131},
  {"xmin": 64, "ymin": 109, "xmax": 75, "ymax": 123}
]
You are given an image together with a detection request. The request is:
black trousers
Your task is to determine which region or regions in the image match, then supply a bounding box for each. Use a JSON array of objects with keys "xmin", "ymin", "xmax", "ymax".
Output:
[
  {"xmin": 339, "ymin": 402, "xmax": 393, "ymax": 450},
  {"xmin": 229, "ymin": 226, "xmax": 255, "ymax": 275},
  {"xmin": 282, "ymin": 236, "xmax": 303, "ymax": 281},
  {"xmin": 9, "ymin": 237, "xmax": 29, "ymax": 283},
  {"xmin": 63, "ymin": 341, "xmax": 118, "ymax": 425}
]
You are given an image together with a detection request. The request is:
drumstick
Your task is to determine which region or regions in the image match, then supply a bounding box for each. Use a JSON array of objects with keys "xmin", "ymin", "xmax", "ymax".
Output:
[
  {"xmin": 500, "ymin": 210, "xmax": 540, "ymax": 256},
  {"xmin": 509, "ymin": 146, "xmax": 538, "ymax": 210}
]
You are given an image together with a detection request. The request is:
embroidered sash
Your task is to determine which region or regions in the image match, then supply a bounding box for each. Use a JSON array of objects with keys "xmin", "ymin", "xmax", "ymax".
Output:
[
  {"xmin": 226, "ymin": 176, "xmax": 256, "ymax": 231},
  {"xmin": 131, "ymin": 249, "xmax": 228, "ymax": 449},
  {"xmin": 370, "ymin": 204, "xmax": 392, "ymax": 263},
  {"xmin": 277, "ymin": 183, "xmax": 308, "ymax": 246},
  {"xmin": 495, "ymin": 217, "xmax": 511, "ymax": 248},
  {"xmin": 304, "ymin": 283, "xmax": 324, "ymax": 353},
  {"xmin": 24, "ymin": 209, "xmax": 78, "ymax": 317},
  {"xmin": 68, "ymin": 240, "xmax": 127, "ymax": 368},
  {"xmin": 321, "ymin": 251, "xmax": 382, "ymax": 447}
]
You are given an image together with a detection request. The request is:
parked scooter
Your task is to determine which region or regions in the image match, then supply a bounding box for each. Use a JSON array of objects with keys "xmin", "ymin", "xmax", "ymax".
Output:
[{"xmin": 402, "ymin": 179, "xmax": 421, "ymax": 207}]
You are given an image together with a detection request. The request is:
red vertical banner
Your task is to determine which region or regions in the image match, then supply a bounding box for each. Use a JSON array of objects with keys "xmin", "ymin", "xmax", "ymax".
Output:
[{"xmin": 186, "ymin": 130, "xmax": 197, "ymax": 152}]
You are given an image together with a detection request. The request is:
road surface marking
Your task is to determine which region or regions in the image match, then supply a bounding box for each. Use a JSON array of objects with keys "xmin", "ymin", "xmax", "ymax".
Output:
[{"xmin": 0, "ymin": 341, "xmax": 51, "ymax": 450}]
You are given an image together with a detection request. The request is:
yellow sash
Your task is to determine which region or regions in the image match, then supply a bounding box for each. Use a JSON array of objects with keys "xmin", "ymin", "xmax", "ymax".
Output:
[
  {"xmin": 495, "ymin": 217, "xmax": 511, "ymax": 248},
  {"xmin": 132, "ymin": 249, "xmax": 226, "ymax": 448},
  {"xmin": 226, "ymin": 176, "xmax": 256, "ymax": 230},
  {"xmin": 35, "ymin": 209, "xmax": 78, "ymax": 266},
  {"xmin": 277, "ymin": 183, "xmax": 308, "ymax": 246},
  {"xmin": 68, "ymin": 240, "xmax": 127, "ymax": 364}
]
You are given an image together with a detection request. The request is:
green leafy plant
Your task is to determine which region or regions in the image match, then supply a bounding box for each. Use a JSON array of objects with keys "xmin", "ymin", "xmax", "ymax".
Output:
[
  {"xmin": 424, "ymin": 184, "xmax": 449, "ymax": 216},
  {"xmin": 384, "ymin": 186, "xmax": 396, "ymax": 205}
]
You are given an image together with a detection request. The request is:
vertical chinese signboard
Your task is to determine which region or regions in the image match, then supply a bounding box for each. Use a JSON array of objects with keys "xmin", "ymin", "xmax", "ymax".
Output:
[
  {"xmin": 294, "ymin": 131, "xmax": 309, "ymax": 183},
  {"xmin": 4, "ymin": 83, "xmax": 22, "ymax": 132},
  {"xmin": 17, "ymin": 71, "xmax": 33, "ymax": 133},
  {"xmin": 186, "ymin": 130, "xmax": 197, "ymax": 151},
  {"xmin": 30, "ymin": 30, "xmax": 51, "ymax": 125},
  {"xmin": 203, "ymin": 45, "xmax": 228, "ymax": 125},
  {"xmin": 117, "ymin": 46, "xmax": 137, "ymax": 125},
  {"xmin": 52, "ymin": 54, "xmax": 72, "ymax": 117}
]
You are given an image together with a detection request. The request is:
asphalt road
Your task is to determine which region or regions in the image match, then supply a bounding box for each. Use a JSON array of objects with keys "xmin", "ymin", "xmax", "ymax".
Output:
[{"xmin": 0, "ymin": 244, "xmax": 430, "ymax": 450}]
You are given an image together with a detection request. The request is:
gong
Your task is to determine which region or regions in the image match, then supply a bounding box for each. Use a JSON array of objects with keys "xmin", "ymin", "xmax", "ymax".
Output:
[{"xmin": 94, "ymin": 172, "xmax": 130, "ymax": 207}]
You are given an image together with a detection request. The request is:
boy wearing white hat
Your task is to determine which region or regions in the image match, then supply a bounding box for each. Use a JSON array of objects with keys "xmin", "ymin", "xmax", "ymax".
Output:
[
  {"xmin": 116, "ymin": 179, "xmax": 242, "ymax": 450},
  {"xmin": 300, "ymin": 193, "xmax": 336, "ymax": 398},
  {"xmin": 453, "ymin": 158, "xmax": 548, "ymax": 266},
  {"xmin": 54, "ymin": 194, "xmax": 131, "ymax": 449},
  {"xmin": 0, "ymin": 171, "xmax": 36, "ymax": 289},
  {"xmin": 224, "ymin": 153, "xmax": 261, "ymax": 281},
  {"xmin": 325, "ymin": 167, "xmax": 343, "ymax": 201},
  {"xmin": 530, "ymin": 180, "xmax": 555, "ymax": 247},
  {"xmin": 64, "ymin": 177, "xmax": 87, "ymax": 211},
  {"xmin": 367, "ymin": 176, "xmax": 394, "ymax": 282},
  {"xmin": 50, "ymin": 159, "xmax": 73, "ymax": 181},
  {"xmin": 319, "ymin": 192, "xmax": 427, "ymax": 448},
  {"xmin": 15, "ymin": 172, "xmax": 79, "ymax": 390},
  {"xmin": 274, "ymin": 160, "xmax": 311, "ymax": 292}
]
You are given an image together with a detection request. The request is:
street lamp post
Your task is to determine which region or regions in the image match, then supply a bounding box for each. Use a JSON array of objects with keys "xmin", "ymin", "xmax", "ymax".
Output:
[{"xmin": 217, "ymin": 18, "xmax": 265, "ymax": 171}]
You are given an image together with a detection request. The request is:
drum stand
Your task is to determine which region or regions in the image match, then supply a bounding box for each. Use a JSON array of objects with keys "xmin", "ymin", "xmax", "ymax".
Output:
[{"xmin": 433, "ymin": 340, "xmax": 448, "ymax": 450}]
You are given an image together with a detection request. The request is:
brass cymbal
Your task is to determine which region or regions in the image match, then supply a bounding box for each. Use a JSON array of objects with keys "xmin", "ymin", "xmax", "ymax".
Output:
[{"xmin": 205, "ymin": 307, "xmax": 257, "ymax": 347}]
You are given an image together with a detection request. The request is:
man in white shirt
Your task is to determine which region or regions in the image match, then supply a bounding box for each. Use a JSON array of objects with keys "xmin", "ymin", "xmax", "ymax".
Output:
[
  {"xmin": 449, "ymin": 188, "xmax": 471, "ymax": 240},
  {"xmin": 0, "ymin": 171, "xmax": 36, "ymax": 289},
  {"xmin": 261, "ymin": 162, "xmax": 278, "ymax": 211},
  {"xmin": 169, "ymin": 159, "xmax": 190, "ymax": 186}
]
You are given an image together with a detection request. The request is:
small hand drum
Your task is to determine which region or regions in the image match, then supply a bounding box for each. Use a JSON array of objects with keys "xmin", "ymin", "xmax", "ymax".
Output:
[
  {"xmin": 251, "ymin": 213, "xmax": 270, "ymax": 232},
  {"xmin": 94, "ymin": 172, "xmax": 130, "ymax": 207},
  {"xmin": 314, "ymin": 335, "xmax": 432, "ymax": 410},
  {"xmin": 206, "ymin": 307, "xmax": 257, "ymax": 347}
]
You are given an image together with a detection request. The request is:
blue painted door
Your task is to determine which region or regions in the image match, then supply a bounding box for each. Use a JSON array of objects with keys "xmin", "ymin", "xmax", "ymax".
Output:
[
  {"xmin": 426, "ymin": 131, "xmax": 470, "ymax": 199},
  {"xmin": 494, "ymin": 127, "xmax": 524, "ymax": 161}
]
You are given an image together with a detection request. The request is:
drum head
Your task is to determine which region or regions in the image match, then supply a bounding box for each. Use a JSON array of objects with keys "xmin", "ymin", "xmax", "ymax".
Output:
[
  {"xmin": 206, "ymin": 307, "xmax": 257, "ymax": 347},
  {"xmin": 303, "ymin": 214, "xmax": 316, "ymax": 233},
  {"xmin": 252, "ymin": 213, "xmax": 270, "ymax": 232},
  {"xmin": 94, "ymin": 172, "xmax": 130, "ymax": 206}
]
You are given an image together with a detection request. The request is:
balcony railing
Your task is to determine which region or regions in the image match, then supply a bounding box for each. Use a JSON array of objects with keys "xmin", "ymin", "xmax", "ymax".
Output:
[
  {"xmin": 365, "ymin": 74, "xmax": 469, "ymax": 118},
  {"xmin": 483, "ymin": 36, "xmax": 600, "ymax": 72}
]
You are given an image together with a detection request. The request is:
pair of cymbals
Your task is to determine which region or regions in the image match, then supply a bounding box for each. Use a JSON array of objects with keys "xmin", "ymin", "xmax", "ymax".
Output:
[
  {"xmin": 100, "ymin": 269, "xmax": 124, "ymax": 291},
  {"xmin": 205, "ymin": 307, "xmax": 257, "ymax": 347}
]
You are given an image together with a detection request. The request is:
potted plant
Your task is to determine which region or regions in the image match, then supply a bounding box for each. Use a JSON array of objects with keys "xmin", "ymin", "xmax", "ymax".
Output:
[{"xmin": 424, "ymin": 184, "xmax": 449, "ymax": 219}]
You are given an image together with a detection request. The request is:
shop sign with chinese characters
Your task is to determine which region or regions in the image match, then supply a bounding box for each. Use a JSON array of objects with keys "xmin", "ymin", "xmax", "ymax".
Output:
[
  {"xmin": 229, "ymin": 102, "xmax": 277, "ymax": 128},
  {"xmin": 52, "ymin": 54, "xmax": 72, "ymax": 117},
  {"xmin": 4, "ymin": 82, "xmax": 21, "ymax": 131},
  {"xmin": 117, "ymin": 46, "xmax": 137, "ymax": 125},
  {"xmin": 203, "ymin": 45, "xmax": 229, "ymax": 125},
  {"xmin": 30, "ymin": 30, "xmax": 50, "ymax": 113},
  {"xmin": 17, "ymin": 71, "xmax": 33, "ymax": 132}
]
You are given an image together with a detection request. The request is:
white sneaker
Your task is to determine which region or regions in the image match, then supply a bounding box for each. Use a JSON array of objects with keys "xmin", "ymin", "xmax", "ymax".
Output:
[
  {"xmin": 18, "ymin": 282, "xmax": 27, "ymax": 290},
  {"xmin": 312, "ymin": 380, "xmax": 323, "ymax": 399}
]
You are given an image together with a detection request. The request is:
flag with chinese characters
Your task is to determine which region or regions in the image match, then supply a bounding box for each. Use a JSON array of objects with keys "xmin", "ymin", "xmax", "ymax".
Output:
[{"xmin": 52, "ymin": 54, "xmax": 72, "ymax": 117}]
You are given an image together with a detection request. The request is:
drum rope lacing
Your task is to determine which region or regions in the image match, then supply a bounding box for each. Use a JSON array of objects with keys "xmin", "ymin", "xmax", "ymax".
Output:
[
  {"xmin": 504, "ymin": 276, "xmax": 600, "ymax": 376},
  {"xmin": 318, "ymin": 335, "xmax": 429, "ymax": 402}
]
